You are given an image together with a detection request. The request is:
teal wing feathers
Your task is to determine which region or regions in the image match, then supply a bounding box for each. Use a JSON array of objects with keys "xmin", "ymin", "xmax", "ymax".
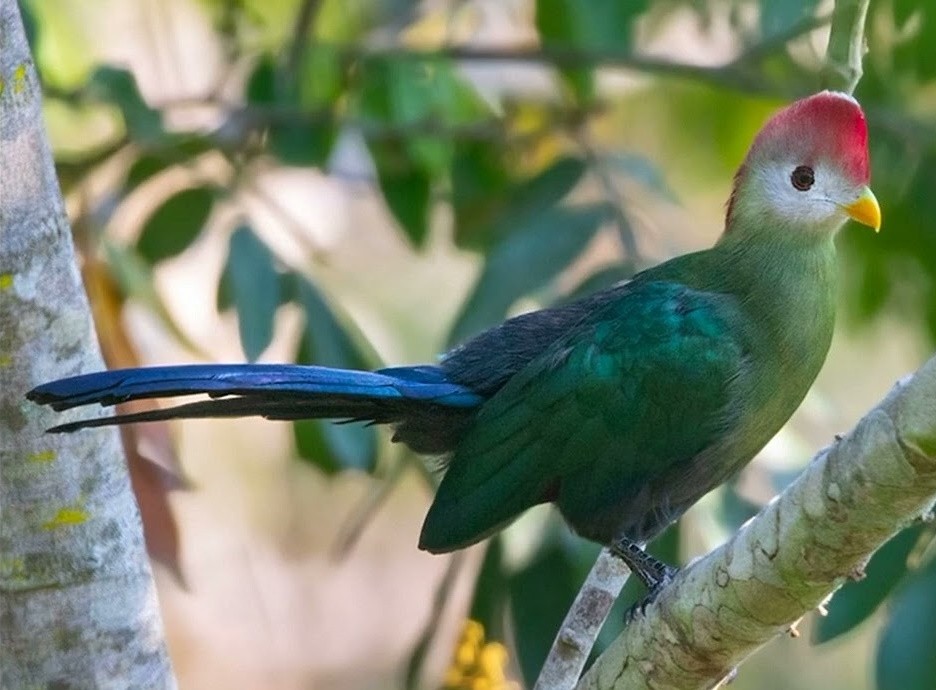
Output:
[{"xmin": 418, "ymin": 280, "xmax": 748, "ymax": 552}]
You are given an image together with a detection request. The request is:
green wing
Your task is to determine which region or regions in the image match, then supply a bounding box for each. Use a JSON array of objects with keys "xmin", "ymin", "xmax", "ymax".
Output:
[{"xmin": 419, "ymin": 281, "xmax": 748, "ymax": 553}]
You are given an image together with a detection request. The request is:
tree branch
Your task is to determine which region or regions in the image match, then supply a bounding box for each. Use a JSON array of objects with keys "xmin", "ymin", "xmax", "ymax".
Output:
[{"xmin": 577, "ymin": 356, "xmax": 936, "ymax": 690}]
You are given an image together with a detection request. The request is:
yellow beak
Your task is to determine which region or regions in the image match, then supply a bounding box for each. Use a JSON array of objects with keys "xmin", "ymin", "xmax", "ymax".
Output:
[{"xmin": 842, "ymin": 186, "xmax": 881, "ymax": 232}]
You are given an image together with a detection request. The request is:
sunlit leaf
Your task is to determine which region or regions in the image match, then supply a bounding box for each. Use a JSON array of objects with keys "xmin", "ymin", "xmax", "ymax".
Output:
[
  {"xmin": 448, "ymin": 202, "xmax": 610, "ymax": 345},
  {"xmin": 137, "ymin": 187, "xmax": 214, "ymax": 263}
]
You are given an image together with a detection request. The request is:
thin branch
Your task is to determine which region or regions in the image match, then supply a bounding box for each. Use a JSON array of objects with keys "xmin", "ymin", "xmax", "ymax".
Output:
[
  {"xmin": 534, "ymin": 549, "xmax": 631, "ymax": 690},
  {"xmin": 575, "ymin": 128, "xmax": 640, "ymax": 260},
  {"xmin": 822, "ymin": 0, "xmax": 871, "ymax": 93},
  {"xmin": 576, "ymin": 356, "xmax": 936, "ymax": 690},
  {"xmin": 285, "ymin": 0, "xmax": 324, "ymax": 77}
]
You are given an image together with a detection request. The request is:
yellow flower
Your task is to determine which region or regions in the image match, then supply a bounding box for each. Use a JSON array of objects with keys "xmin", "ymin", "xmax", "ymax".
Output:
[{"xmin": 442, "ymin": 620, "xmax": 520, "ymax": 690}]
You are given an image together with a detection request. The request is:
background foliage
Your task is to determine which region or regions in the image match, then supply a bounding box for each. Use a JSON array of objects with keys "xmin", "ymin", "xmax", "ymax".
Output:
[{"xmin": 24, "ymin": 0, "xmax": 936, "ymax": 687}]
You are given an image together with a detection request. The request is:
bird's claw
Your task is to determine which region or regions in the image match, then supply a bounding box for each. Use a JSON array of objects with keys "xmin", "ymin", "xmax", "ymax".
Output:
[{"xmin": 623, "ymin": 564, "xmax": 678, "ymax": 623}]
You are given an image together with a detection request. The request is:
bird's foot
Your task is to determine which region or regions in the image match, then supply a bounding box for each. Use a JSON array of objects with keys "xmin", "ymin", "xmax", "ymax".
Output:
[
  {"xmin": 609, "ymin": 536, "xmax": 678, "ymax": 621},
  {"xmin": 623, "ymin": 565, "xmax": 678, "ymax": 623}
]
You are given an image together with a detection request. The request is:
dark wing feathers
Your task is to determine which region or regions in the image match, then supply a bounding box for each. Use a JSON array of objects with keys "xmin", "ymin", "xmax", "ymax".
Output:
[{"xmin": 419, "ymin": 281, "xmax": 747, "ymax": 552}]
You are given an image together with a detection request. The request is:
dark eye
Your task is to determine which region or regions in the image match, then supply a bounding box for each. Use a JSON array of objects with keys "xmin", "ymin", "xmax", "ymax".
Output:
[{"xmin": 791, "ymin": 165, "xmax": 815, "ymax": 191}]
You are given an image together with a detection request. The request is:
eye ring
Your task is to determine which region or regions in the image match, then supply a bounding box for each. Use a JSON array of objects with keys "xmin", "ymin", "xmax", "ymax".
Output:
[{"xmin": 791, "ymin": 165, "xmax": 815, "ymax": 191}]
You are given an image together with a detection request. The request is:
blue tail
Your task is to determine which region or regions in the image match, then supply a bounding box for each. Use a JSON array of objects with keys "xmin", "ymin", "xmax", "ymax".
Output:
[{"xmin": 28, "ymin": 364, "xmax": 483, "ymax": 449}]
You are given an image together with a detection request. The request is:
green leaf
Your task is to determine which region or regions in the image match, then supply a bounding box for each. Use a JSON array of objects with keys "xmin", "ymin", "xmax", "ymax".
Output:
[
  {"xmin": 136, "ymin": 187, "xmax": 214, "ymax": 263},
  {"xmin": 88, "ymin": 66, "xmax": 164, "ymax": 144},
  {"xmin": 352, "ymin": 57, "xmax": 491, "ymax": 245},
  {"xmin": 508, "ymin": 540, "xmax": 581, "ymax": 687},
  {"xmin": 374, "ymin": 155, "xmax": 432, "ymax": 246},
  {"xmin": 447, "ymin": 203, "xmax": 610, "ymax": 346},
  {"xmin": 605, "ymin": 152, "xmax": 679, "ymax": 204},
  {"xmin": 246, "ymin": 53, "xmax": 340, "ymax": 167},
  {"xmin": 876, "ymin": 552, "xmax": 936, "ymax": 690},
  {"xmin": 222, "ymin": 226, "xmax": 280, "ymax": 361},
  {"xmin": 535, "ymin": 0, "xmax": 650, "ymax": 102},
  {"xmin": 103, "ymin": 240, "xmax": 206, "ymax": 357},
  {"xmin": 759, "ymin": 0, "xmax": 821, "ymax": 38},
  {"xmin": 815, "ymin": 524, "xmax": 925, "ymax": 643},
  {"xmin": 453, "ymin": 154, "xmax": 587, "ymax": 250},
  {"xmin": 125, "ymin": 137, "xmax": 215, "ymax": 190},
  {"xmin": 468, "ymin": 537, "xmax": 508, "ymax": 642},
  {"xmin": 291, "ymin": 275, "xmax": 378, "ymax": 474},
  {"xmin": 890, "ymin": 0, "xmax": 936, "ymax": 79}
]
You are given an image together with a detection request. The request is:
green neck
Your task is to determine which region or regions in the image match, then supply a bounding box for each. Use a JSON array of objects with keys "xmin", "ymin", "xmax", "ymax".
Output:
[{"xmin": 711, "ymin": 227, "xmax": 837, "ymax": 373}]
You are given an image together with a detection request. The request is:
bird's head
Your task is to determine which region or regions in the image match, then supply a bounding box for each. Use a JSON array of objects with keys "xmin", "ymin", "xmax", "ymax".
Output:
[{"xmin": 725, "ymin": 91, "xmax": 880, "ymax": 236}]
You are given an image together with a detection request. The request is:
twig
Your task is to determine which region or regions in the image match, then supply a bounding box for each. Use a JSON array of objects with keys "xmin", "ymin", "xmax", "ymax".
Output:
[
  {"xmin": 285, "ymin": 0, "xmax": 323, "ymax": 78},
  {"xmin": 534, "ymin": 549, "xmax": 631, "ymax": 690},
  {"xmin": 575, "ymin": 128, "xmax": 640, "ymax": 260},
  {"xmin": 821, "ymin": 0, "xmax": 871, "ymax": 93}
]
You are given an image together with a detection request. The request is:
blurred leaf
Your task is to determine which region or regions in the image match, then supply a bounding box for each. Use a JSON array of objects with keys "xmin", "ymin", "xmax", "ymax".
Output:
[
  {"xmin": 508, "ymin": 539, "xmax": 581, "ymax": 687},
  {"xmin": 125, "ymin": 430, "xmax": 188, "ymax": 585},
  {"xmin": 605, "ymin": 152, "xmax": 679, "ymax": 204},
  {"xmin": 876, "ymin": 552, "xmax": 936, "ymax": 690},
  {"xmin": 450, "ymin": 140, "xmax": 513, "ymax": 250},
  {"xmin": 246, "ymin": 52, "xmax": 341, "ymax": 167},
  {"xmin": 221, "ymin": 225, "xmax": 280, "ymax": 361},
  {"xmin": 890, "ymin": 1, "xmax": 936, "ymax": 80},
  {"xmin": 469, "ymin": 537, "xmax": 508, "ymax": 642},
  {"xmin": 291, "ymin": 275, "xmax": 377, "ymax": 474},
  {"xmin": 716, "ymin": 480, "xmax": 762, "ymax": 532},
  {"xmin": 560, "ymin": 264, "xmax": 634, "ymax": 304},
  {"xmin": 448, "ymin": 202, "xmax": 610, "ymax": 345},
  {"xmin": 316, "ymin": 0, "xmax": 418, "ymax": 43},
  {"xmin": 103, "ymin": 240, "xmax": 206, "ymax": 357},
  {"xmin": 535, "ymin": 0, "xmax": 650, "ymax": 102},
  {"xmin": 355, "ymin": 57, "xmax": 490, "ymax": 173},
  {"xmin": 125, "ymin": 136, "xmax": 215, "ymax": 190},
  {"xmin": 354, "ymin": 57, "xmax": 490, "ymax": 244},
  {"xmin": 405, "ymin": 553, "xmax": 465, "ymax": 690},
  {"xmin": 815, "ymin": 524, "xmax": 926, "ymax": 643},
  {"xmin": 375, "ymin": 157, "xmax": 432, "ymax": 246},
  {"xmin": 759, "ymin": 0, "xmax": 821, "ymax": 38},
  {"xmin": 88, "ymin": 66, "xmax": 164, "ymax": 144},
  {"xmin": 137, "ymin": 187, "xmax": 214, "ymax": 263},
  {"xmin": 449, "ymin": 150, "xmax": 586, "ymax": 256}
]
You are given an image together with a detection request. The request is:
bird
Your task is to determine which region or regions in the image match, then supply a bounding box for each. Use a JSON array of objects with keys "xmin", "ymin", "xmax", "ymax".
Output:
[{"xmin": 28, "ymin": 91, "xmax": 880, "ymax": 595}]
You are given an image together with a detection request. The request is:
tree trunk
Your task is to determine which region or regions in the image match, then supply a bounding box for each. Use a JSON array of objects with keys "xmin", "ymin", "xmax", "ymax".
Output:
[{"xmin": 0, "ymin": 1, "xmax": 176, "ymax": 686}]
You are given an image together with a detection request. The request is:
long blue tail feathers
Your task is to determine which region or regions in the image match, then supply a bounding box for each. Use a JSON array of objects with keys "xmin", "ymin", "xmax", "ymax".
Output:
[{"xmin": 27, "ymin": 363, "xmax": 483, "ymax": 438}]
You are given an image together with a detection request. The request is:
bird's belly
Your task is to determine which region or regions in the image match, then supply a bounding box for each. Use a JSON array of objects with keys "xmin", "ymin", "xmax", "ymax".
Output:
[{"xmin": 555, "ymin": 402, "xmax": 779, "ymax": 546}]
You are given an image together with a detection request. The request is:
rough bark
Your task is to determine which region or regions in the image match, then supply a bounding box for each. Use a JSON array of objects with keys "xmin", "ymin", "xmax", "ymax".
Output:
[
  {"xmin": 577, "ymin": 357, "xmax": 936, "ymax": 690},
  {"xmin": 0, "ymin": 1, "xmax": 176, "ymax": 687}
]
